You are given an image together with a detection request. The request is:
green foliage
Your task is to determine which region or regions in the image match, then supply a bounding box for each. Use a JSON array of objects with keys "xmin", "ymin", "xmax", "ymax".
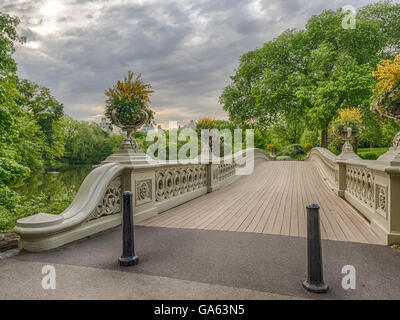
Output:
[
  {"xmin": 0, "ymin": 192, "xmax": 74, "ymax": 232},
  {"xmin": 195, "ymin": 118, "xmax": 217, "ymax": 131},
  {"xmin": 278, "ymin": 144, "xmax": 304, "ymax": 158},
  {"xmin": 331, "ymin": 117, "xmax": 361, "ymax": 141},
  {"xmin": 357, "ymin": 147, "xmax": 389, "ymax": 160},
  {"xmin": 304, "ymin": 143, "xmax": 313, "ymax": 152},
  {"xmin": 17, "ymin": 79, "xmax": 64, "ymax": 164},
  {"xmin": 267, "ymin": 143, "xmax": 277, "ymax": 152},
  {"xmin": 0, "ymin": 12, "xmax": 31, "ymax": 214},
  {"xmin": 253, "ymin": 129, "xmax": 268, "ymax": 150},
  {"xmin": 0, "ymin": 12, "xmax": 125, "ymax": 231},
  {"xmin": 0, "ymin": 13, "xmax": 25, "ymax": 77},
  {"xmin": 105, "ymin": 71, "xmax": 154, "ymax": 127},
  {"xmin": 220, "ymin": 2, "xmax": 400, "ymax": 147},
  {"xmin": 61, "ymin": 116, "xmax": 123, "ymax": 165},
  {"xmin": 300, "ymin": 129, "xmax": 319, "ymax": 147},
  {"xmin": 276, "ymin": 156, "xmax": 291, "ymax": 161}
]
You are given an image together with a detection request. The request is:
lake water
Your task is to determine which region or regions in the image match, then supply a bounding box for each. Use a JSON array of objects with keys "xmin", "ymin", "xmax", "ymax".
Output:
[{"xmin": 12, "ymin": 165, "xmax": 93, "ymax": 201}]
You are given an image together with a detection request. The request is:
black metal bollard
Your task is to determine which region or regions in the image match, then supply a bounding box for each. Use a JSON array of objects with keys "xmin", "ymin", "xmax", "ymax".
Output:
[
  {"xmin": 119, "ymin": 191, "xmax": 139, "ymax": 267},
  {"xmin": 303, "ymin": 203, "xmax": 328, "ymax": 293}
]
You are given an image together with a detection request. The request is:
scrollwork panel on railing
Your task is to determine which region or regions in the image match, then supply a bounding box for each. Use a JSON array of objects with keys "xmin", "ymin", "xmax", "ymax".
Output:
[
  {"xmin": 87, "ymin": 176, "xmax": 122, "ymax": 221},
  {"xmin": 346, "ymin": 166, "xmax": 374, "ymax": 209},
  {"xmin": 375, "ymin": 184, "xmax": 388, "ymax": 218},
  {"xmin": 136, "ymin": 179, "xmax": 152, "ymax": 206},
  {"xmin": 218, "ymin": 163, "xmax": 236, "ymax": 182},
  {"xmin": 155, "ymin": 166, "xmax": 207, "ymax": 202}
]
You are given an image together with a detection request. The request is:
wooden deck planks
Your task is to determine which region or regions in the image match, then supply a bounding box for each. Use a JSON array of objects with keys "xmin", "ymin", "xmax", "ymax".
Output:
[{"xmin": 137, "ymin": 161, "xmax": 383, "ymax": 245}]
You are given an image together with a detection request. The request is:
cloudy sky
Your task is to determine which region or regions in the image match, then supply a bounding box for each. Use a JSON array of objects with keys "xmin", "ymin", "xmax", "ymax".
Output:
[{"xmin": 1, "ymin": 0, "xmax": 377, "ymax": 127}]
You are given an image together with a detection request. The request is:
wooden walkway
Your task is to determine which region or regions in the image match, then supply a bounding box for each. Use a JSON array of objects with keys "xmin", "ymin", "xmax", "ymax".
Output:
[{"xmin": 139, "ymin": 161, "xmax": 383, "ymax": 245}]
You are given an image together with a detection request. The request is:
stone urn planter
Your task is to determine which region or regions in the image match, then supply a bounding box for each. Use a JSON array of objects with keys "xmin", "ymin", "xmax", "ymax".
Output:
[
  {"xmin": 336, "ymin": 126, "xmax": 361, "ymax": 160},
  {"xmin": 111, "ymin": 109, "xmax": 149, "ymax": 153},
  {"xmin": 102, "ymin": 71, "xmax": 155, "ymax": 165},
  {"xmin": 102, "ymin": 109, "xmax": 153, "ymax": 165}
]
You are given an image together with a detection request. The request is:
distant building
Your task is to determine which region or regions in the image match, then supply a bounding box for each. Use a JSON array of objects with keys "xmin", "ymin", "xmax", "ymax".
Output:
[
  {"xmin": 156, "ymin": 125, "xmax": 165, "ymax": 133},
  {"xmin": 140, "ymin": 123, "xmax": 165, "ymax": 134},
  {"xmin": 98, "ymin": 117, "xmax": 124, "ymax": 135},
  {"xmin": 140, "ymin": 123, "xmax": 155, "ymax": 133},
  {"xmin": 182, "ymin": 120, "xmax": 196, "ymax": 130},
  {"xmin": 99, "ymin": 117, "xmax": 112, "ymax": 133}
]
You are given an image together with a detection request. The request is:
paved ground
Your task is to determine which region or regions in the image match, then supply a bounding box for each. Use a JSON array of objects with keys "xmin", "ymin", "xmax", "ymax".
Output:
[
  {"xmin": 0, "ymin": 259, "xmax": 297, "ymax": 300},
  {"xmin": 2, "ymin": 226, "xmax": 400, "ymax": 300},
  {"xmin": 140, "ymin": 161, "xmax": 382, "ymax": 245}
]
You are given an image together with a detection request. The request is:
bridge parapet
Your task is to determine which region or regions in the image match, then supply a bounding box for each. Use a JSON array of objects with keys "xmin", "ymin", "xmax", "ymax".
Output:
[
  {"xmin": 309, "ymin": 147, "xmax": 400, "ymax": 245},
  {"xmin": 14, "ymin": 148, "xmax": 270, "ymax": 252}
]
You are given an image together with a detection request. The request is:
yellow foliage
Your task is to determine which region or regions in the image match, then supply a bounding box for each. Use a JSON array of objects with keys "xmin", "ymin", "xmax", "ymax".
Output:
[
  {"xmin": 196, "ymin": 118, "xmax": 217, "ymax": 128},
  {"xmin": 304, "ymin": 143, "xmax": 313, "ymax": 151},
  {"xmin": 338, "ymin": 108, "xmax": 362, "ymax": 123},
  {"xmin": 105, "ymin": 71, "xmax": 154, "ymax": 103},
  {"xmin": 372, "ymin": 55, "xmax": 400, "ymax": 94}
]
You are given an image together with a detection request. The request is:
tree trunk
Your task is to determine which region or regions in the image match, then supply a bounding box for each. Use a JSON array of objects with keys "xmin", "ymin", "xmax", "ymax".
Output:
[
  {"xmin": 353, "ymin": 137, "xmax": 358, "ymax": 154},
  {"xmin": 321, "ymin": 129, "xmax": 328, "ymax": 149}
]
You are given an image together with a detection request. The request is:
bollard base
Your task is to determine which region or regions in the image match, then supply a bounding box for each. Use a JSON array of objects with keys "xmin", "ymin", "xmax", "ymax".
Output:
[
  {"xmin": 302, "ymin": 280, "xmax": 329, "ymax": 293},
  {"xmin": 119, "ymin": 255, "xmax": 139, "ymax": 267}
]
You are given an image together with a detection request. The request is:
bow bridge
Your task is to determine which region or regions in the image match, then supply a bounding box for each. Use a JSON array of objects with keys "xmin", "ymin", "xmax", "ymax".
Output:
[{"xmin": 15, "ymin": 144, "xmax": 400, "ymax": 251}]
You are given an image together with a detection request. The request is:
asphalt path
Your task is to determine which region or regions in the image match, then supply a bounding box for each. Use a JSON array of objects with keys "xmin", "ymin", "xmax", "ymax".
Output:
[{"xmin": 2, "ymin": 226, "xmax": 399, "ymax": 299}]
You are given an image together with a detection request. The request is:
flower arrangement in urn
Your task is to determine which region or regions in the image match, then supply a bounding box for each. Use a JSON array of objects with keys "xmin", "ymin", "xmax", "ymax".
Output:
[
  {"xmin": 333, "ymin": 108, "xmax": 362, "ymax": 139},
  {"xmin": 105, "ymin": 71, "xmax": 155, "ymax": 152}
]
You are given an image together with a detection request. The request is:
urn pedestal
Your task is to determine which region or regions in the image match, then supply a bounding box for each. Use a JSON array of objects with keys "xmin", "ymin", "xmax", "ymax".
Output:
[
  {"xmin": 337, "ymin": 127, "xmax": 361, "ymax": 160},
  {"xmin": 102, "ymin": 111, "xmax": 153, "ymax": 165}
]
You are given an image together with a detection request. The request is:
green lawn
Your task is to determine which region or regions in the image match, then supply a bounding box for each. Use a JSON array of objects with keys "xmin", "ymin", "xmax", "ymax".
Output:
[{"xmin": 357, "ymin": 147, "xmax": 389, "ymax": 160}]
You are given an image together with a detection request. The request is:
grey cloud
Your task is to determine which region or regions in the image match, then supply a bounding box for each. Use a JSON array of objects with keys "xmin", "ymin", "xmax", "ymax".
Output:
[{"xmin": 1, "ymin": 0, "xmax": 376, "ymax": 125}]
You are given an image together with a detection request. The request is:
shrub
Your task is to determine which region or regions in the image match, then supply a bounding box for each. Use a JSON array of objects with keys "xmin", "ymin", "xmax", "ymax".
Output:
[
  {"xmin": 0, "ymin": 192, "xmax": 74, "ymax": 232},
  {"xmin": 253, "ymin": 129, "xmax": 268, "ymax": 150},
  {"xmin": 357, "ymin": 148, "xmax": 388, "ymax": 160},
  {"xmin": 300, "ymin": 129, "xmax": 319, "ymax": 147},
  {"xmin": 304, "ymin": 143, "xmax": 313, "ymax": 152},
  {"xmin": 359, "ymin": 152, "xmax": 380, "ymax": 160},
  {"xmin": 276, "ymin": 156, "xmax": 291, "ymax": 161},
  {"xmin": 278, "ymin": 144, "xmax": 304, "ymax": 158},
  {"xmin": 195, "ymin": 118, "xmax": 217, "ymax": 130},
  {"xmin": 267, "ymin": 143, "xmax": 277, "ymax": 152}
]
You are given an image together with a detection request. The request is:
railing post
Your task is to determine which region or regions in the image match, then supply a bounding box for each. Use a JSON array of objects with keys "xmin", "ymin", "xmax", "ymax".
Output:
[
  {"xmin": 337, "ymin": 161, "xmax": 347, "ymax": 198},
  {"xmin": 303, "ymin": 203, "xmax": 328, "ymax": 293},
  {"xmin": 119, "ymin": 191, "xmax": 139, "ymax": 266},
  {"xmin": 385, "ymin": 169, "xmax": 400, "ymax": 244},
  {"xmin": 206, "ymin": 163, "xmax": 219, "ymax": 193}
]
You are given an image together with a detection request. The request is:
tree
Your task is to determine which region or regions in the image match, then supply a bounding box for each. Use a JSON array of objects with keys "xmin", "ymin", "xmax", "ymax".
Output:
[
  {"xmin": 220, "ymin": 2, "xmax": 400, "ymax": 148},
  {"xmin": 0, "ymin": 12, "xmax": 30, "ymax": 214},
  {"xmin": 17, "ymin": 79, "xmax": 65, "ymax": 163},
  {"xmin": 220, "ymin": 29, "xmax": 309, "ymax": 129},
  {"xmin": 371, "ymin": 55, "xmax": 400, "ymax": 118},
  {"xmin": 0, "ymin": 12, "xmax": 29, "ymax": 184},
  {"xmin": 61, "ymin": 116, "xmax": 123, "ymax": 165},
  {"xmin": 0, "ymin": 13, "xmax": 25, "ymax": 77}
]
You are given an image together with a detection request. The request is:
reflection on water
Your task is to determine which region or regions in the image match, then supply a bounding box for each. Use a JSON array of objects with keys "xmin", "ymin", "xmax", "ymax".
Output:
[{"xmin": 12, "ymin": 166, "xmax": 93, "ymax": 201}]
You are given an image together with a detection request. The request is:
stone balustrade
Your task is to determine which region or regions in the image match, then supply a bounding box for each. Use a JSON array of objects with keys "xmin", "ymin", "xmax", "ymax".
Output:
[
  {"xmin": 309, "ymin": 147, "xmax": 400, "ymax": 245},
  {"xmin": 15, "ymin": 148, "xmax": 271, "ymax": 252}
]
